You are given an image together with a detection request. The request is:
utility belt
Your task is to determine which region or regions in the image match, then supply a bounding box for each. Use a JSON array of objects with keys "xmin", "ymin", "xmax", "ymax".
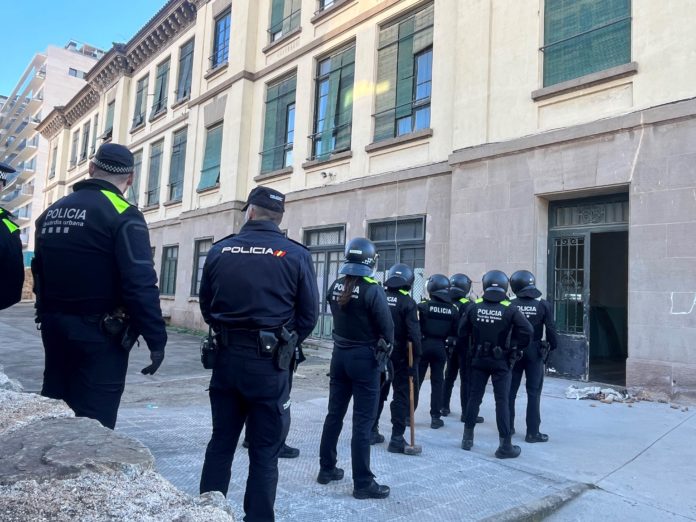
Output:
[
  {"xmin": 473, "ymin": 342, "xmax": 522, "ymax": 367},
  {"xmin": 100, "ymin": 308, "xmax": 140, "ymax": 353},
  {"xmin": 204, "ymin": 325, "xmax": 298, "ymax": 371}
]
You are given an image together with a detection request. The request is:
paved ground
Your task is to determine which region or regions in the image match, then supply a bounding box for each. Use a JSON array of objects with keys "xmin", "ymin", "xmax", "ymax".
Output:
[{"xmin": 2, "ymin": 303, "xmax": 695, "ymax": 521}]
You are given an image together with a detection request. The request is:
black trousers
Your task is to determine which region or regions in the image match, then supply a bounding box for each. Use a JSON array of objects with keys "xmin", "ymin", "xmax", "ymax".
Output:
[
  {"xmin": 40, "ymin": 313, "xmax": 129, "ymax": 429},
  {"xmin": 443, "ymin": 348, "xmax": 472, "ymax": 413},
  {"xmin": 389, "ymin": 354, "xmax": 412, "ymax": 438},
  {"xmin": 510, "ymin": 344, "xmax": 545, "ymax": 435},
  {"xmin": 465, "ymin": 358, "xmax": 512, "ymax": 438},
  {"xmin": 200, "ymin": 344, "xmax": 290, "ymax": 522},
  {"xmin": 416, "ymin": 339, "xmax": 446, "ymax": 418},
  {"xmin": 319, "ymin": 344, "xmax": 380, "ymax": 489},
  {"xmin": 372, "ymin": 358, "xmax": 393, "ymax": 434}
]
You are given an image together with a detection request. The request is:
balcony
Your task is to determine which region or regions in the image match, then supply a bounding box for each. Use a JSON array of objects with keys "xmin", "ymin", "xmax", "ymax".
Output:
[{"xmin": 0, "ymin": 183, "xmax": 34, "ymax": 206}]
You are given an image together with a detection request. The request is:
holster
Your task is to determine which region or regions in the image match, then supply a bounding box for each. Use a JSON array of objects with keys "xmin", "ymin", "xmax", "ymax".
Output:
[
  {"xmin": 375, "ymin": 338, "xmax": 393, "ymax": 368},
  {"xmin": 201, "ymin": 327, "xmax": 219, "ymax": 369},
  {"xmin": 101, "ymin": 309, "xmax": 138, "ymax": 353},
  {"xmin": 540, "ymin": 341, "xmax": 551, "ymax": 363},
  {"xmin": 273, "ymin": 327, "xmax": 297, "ymax": 371}
]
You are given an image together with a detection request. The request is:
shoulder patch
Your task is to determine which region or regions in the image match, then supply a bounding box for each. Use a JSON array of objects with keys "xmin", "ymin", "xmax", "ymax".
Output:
[
  {"xmin": 100, "ymin": 190, "xmax": 130, "ymax": 215},
  {"xmin": 459, "ymin": 297, "xmax": 470, "ymax": 304},
  {"xmin": 363, "ymin": 276, "xmax": 378, "ymax": 284},
  {"xmin": 213, "ymin": 233, "xmax": 236, "ymax": 244},
  {"xmin": 475, "ymin": 298, "xmax": 484, "ymax": 304},
  {"xmin": 399, "ymin": 289, "xmax": 410, "ymax": 296},
  {"xmin": 501, "ymin": 300, "xmax": 511, "ymax": 307}
]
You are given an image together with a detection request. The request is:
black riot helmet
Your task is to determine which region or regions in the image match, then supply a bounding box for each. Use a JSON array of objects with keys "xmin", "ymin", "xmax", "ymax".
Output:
[
  {"xmin": 482, "ymin": 270, "xmax": 509, "ymax": 302},
  {"xmin": 339, "ymin": 237, "xmax": 378, "ymax": 277},
  {"xmin": 385, "ymin": 263, "xmax": 415, "ymax": 289},
  {"xmin": 510, "ymin": 270, "xmax": 542, "ymax": 299},
  {"xmin": 449, "ymin": 273, "xmax": 472, "ymax": 300},
  {"xmin": 427, "ymin": 273, "xmax": 451, "ymax": 301}
]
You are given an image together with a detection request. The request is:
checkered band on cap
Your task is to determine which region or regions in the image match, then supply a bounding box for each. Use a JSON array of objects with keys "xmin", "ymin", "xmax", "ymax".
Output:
[{"xmin": 92, "ymin": 157, "xmax": 134, "ymax": 174}]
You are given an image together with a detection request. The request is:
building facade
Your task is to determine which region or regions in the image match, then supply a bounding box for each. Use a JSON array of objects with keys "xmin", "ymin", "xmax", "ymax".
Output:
[
  {"xmin": 0, "ymin": 42, "xmax": 102, "ymax": 261},
  {"xmin": 38, "ymin": 0, "xmax": 696, "ymax": 399}
]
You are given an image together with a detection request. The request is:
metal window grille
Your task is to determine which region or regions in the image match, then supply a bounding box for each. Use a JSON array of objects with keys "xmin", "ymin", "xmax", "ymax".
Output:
[
  {"xmin": 211, "ymin": 11, "xmax": 231, "ymax": 68},
  {"xmin": 553, "ymin": 237, "xmax": 585, "ymax": 334}
]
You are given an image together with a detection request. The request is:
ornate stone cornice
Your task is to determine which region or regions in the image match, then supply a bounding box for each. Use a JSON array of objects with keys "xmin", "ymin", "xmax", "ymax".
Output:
[
  {"xmin": 37, "ymin": 107, "xmax": 68, "ymax": 139},
  {"xmin": 63, "ymin": 86, "xmax": 100, "ymax": 126},
  {"xmin": 88, "ymin": 45, "xmax": 130, "ymax": 93}
]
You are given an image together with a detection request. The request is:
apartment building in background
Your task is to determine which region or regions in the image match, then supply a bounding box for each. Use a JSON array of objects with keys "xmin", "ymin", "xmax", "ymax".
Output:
[
  {"xmin": 0, "ymin": 41, "xmax": 102, "ymax": 262},
  {"xmin": 37, "ymin": 0, "xmax": 696, "ymax": 399}
]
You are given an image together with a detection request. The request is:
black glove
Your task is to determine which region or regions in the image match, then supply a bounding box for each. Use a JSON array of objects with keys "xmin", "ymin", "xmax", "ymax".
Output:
[{"xmin": 141, "ymin": 350, "xmax": 165, "ymax": 375}]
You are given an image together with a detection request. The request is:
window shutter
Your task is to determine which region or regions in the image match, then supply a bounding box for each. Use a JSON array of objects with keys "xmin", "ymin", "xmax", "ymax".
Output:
[
  {"xmin": 374, "ymin": 44, "xmax": 398, "ymax": 141},
  {"xmin": 270, "ymin": 0, "xmax": 285, "ymax": 33},
  {"xmin": 261, "ymin": 89, "xmax": 280, "ymax": 173},
  {"xmin": 199, "ymin": 125, "xmax": 223, "ymax": 189}
]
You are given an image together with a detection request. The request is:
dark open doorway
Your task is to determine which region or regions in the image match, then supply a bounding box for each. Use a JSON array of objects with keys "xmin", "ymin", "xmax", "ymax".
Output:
[{"xmin": 588, "ymin": 231, "xmax": 628, "ymax": 385}]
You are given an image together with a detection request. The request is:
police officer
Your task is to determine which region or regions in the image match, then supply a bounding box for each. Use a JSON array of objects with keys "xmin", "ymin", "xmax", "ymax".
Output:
[
  {"xmin": 318, "ymin": 237, "xmax": 393, "ymax": 500},
  {"xmin": 509, "ymin": 270, "xmax": 558, "ymax": 443},
  {"xmin": 460, "ymin": 270, "xmax": 533, "ymax": 459},
  {"xmin": 382, "ymin": 263, "xmax": 422, "ymax": 454},
  {"xmin": 33, "ymin": 143, "xmax": 167, "ymax": 429},
  {"xmin": 0, "ymin": 202, "xmax": 24, "ymax": 310},
  {"xmin": 442, "ymin": 273, "xmax": 483, "ymax": 424},
  {"xmin": 199, "ymin": 186, "xmax": 319, "ymax": 522},
  {"xmin": 416, "ymin": 274, "xmax": 459, "ymax": 429}
]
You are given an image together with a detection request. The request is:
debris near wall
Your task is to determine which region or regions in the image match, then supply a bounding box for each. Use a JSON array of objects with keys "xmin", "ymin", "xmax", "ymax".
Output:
[
  {"xmin": 0, "ymin": 368, "xmax": 234, "ymax": 522},
  {"xmin": 565, "ymin": 385, "xmax": 629, "ymax": 403}
]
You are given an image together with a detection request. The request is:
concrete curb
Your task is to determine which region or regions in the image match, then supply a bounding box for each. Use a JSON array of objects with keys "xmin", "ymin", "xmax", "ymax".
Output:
[{"xmin": 480, "ymin": 482, "xmax": 593, "ymax": 522}]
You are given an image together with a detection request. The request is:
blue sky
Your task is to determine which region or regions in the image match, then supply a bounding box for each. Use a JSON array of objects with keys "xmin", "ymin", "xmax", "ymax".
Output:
[{"xmin": 1, "ymin": 0, "xmax": 167, "ymax": 95}]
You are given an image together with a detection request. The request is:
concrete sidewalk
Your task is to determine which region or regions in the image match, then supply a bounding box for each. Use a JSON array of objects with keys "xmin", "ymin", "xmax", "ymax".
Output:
[{"xmin": 1, "ymin": 303, "xmax": 695, "ymax": 521}]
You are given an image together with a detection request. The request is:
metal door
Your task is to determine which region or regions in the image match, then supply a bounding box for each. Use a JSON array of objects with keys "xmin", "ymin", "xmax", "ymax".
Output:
[{"xmin": 546, "ymin": 234, "xmax": 590, "ymax": 379}]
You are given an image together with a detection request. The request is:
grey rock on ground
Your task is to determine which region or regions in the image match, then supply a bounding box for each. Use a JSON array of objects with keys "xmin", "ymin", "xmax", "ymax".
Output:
[
  {"xmin": 0, "ymin": 364, "xmax": 23, "ymax": 392},
  {"xmin": 0, "ymin": 388, "xmax": 73, "ymax": 436}
]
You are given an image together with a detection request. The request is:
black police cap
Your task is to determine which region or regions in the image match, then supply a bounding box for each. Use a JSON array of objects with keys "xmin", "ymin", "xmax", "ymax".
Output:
[
  {"xmin": 242, "ymin": 186, "xmax": 285, "ymax": 213},
  {"xmin": 92, "ymin": 143, "xmax": 135, "ymax": 175}
]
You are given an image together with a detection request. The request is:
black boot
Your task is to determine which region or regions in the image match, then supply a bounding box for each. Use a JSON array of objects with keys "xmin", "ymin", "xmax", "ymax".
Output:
[
  {"xmin": 525, "ymin": 432, "xmax": 549, "ymax": 443},
  {"xmin": 370, "ymin": 431, "xmax": 385, "ymax": 445},
  {"xmin": 461, "ymin": 414, "xmax": 484, "ymax": 423},
  {"xmin": 387, "ymin": 435, "xmax": 406, "ymax": 454},
  {"xmin": 461, "ymin": 428, "xmax": 474, "ymax": 450},
  {"xmin": 353, "ymin": 480, "xmax": 390, "ymax": 500},
  {"xmin": 317, "ymin": 467, "xmax": 344, "ymax": 484},
  {"xmin": 495, "ymin": 437, "xmax": 521, "ymax": 459},
  {"xmin": 430, "ymin": 416, "xmax": 444, "ymax": 429},
  {"xmin": 441, "ymin": 407, "xmax": 451, "ymax": 417},
  {"xmin": 279, "ymin": 443, "xmax": 300, "ymax": 458}
]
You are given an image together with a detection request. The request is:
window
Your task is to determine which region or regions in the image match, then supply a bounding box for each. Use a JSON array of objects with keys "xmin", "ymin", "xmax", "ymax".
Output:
[
  {"xmin": 260, "ymin": 75, "xmax": 296, "ymax": 173},
  {"xmin": 199, "ymin": 123, "xmax": 223, "ymax": 190},
  {"xmin": 69, "ymin": 130, "xmax": 79, "ymax": 167},
  {"xmin": 147, "ymin": 140, "xmax": 164, "ymax": 206},
  {"xmin": 25, "ymin": 157, "xmax": 36, "ymax": 172},
  {"xmin": 160, "ymin": 245, "xmax": 179, "ymax": 295},
  {"xmin": 168, "ymin": 128, "xmax": 187, "ymax": 202},
  {"xmin": 191, "ymin": 238, "xmax": 213, "ymax": 296},
  {"xmin": 49, "ymin": 144, "xmax": 57, "ymax": 179},
  {"xmin": 103, "ymin": 101, "xmax": 115, "ymax": 140},
  {"xmin": 542, "ymin": 0, "xmax": 631, "ymax": 87},
  {"xmin": 68, "ymin": 68, "xmax": 85, "ymax": 79},
  {"xmin": 133, "ymin": 75, "xmax": 149, "ymax": 128},
  {"xmin": 80, "ymin": 121, "xmax": 90, "ymax": 160},
  {"xmin": 319, "ymin": 0, "xmax": 337, "ymax": 10},
  {"xmin": 311, "ymin": 45, "xmax": 355, "ymax": 160},
  {"xmin": 374, "ymin": 4, "xmax": 434, "ymax": 142},
  {"xmin": 211, "ymin": 10, "xmax": 231, "ymax": 68},
  {"xmin": 176, "ymin": 39, "xmax": 194, "ymax": 101},
  {"xmin": 126, "ymin": 150, "xmax": 143, "ymax": 205},
  {"xmin": 368, "ymin": 217, "xmax": 426, "ymax": 302},
  {"xmin": 269, "ymin": 0, "xmax": 301, "ymax": 42},
  {"xmin": 90, "ymin": 114, "xmax": 99, "ymax": 154},
  {"xmin": 151, "ymin": 59, "xmax": 170, "ymax": 118}
]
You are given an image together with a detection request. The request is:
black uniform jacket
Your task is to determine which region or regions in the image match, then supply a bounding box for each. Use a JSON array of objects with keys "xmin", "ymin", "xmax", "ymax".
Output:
[
  {"xmin": 458, "ymin": 298, "xmax": 533, "ymax": 351},
  {"xmin": 418, "ymin": 296, "xmax": 459, "ymax": 342},
  {"xmin": 0, "ymin": 207, "xmax": 24, "ymax": 310},
  {"xmin": 510, "ymin": 297, "xmax": 558, "ymax": 349},
  {"xmin": 385, "ymin": 288, "xmax": 422, "ymax": 359},
  {"xmin": 200, "ymin": 219, "xmax": 319, "ymax": 343},
  {"xmin": 327, "ymin": 275, "xmax": 394, "ymax": 349},
  {"xmin": 33, "ymin": 179, "xmax": 166, "ymax": 352}
]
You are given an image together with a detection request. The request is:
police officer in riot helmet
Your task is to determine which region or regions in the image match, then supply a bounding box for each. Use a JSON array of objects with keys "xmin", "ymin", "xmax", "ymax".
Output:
[
  {"xmin": 199, "ymin": 186, "xmax": 319, "ymax": 521},
  {"xmin": 318, "ymin": 237, "xmax": 394, "ymax": 499},
  {"xmin": 416, "ymin": 274, "xmax": 459, "ymax": 429},
  {"xmin": 442, "ymin": 273, "xmax": 483, "ymax": 424},
  {"xmin": 0, "ymin": 163, "xmax": 24, "ymax": 311},
  {"xmin": 460, "ymin": 270, "xmax": 533, "ymax": 459},
  {"xmin": 509, "ymin": 270, "xmax": 558, "ymax": 443},
  {"xmin": 381, "ymin": 263, "xmax": 422, "ymax": 454},
  {"xmin": 32, "ymin": 143, "xmax": 167, "ymax": 429}
]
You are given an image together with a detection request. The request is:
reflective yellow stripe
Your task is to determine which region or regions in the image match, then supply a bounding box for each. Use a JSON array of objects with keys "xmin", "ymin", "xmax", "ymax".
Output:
[
  {"xmin": 459, "ymin": 297, "xmax": 470, "ymax": 304},
  {"xmin": 363, "ymin": 276, "xmax": 378, "ymax": 284},
  {"xmin": 100, "ymin": 190, "xmax": 130, "ymax": 214},
  {"xmin": 2, "ymin": 218, "xmax": 18, "ymax": 234},
  {"xmin": 501, "ymin": 300, "xmax": 511, "ymax": 307},
  {"xmin": 399, "ymin": 289, "xmax": 409, "ymax": 296},
  {"xmin": 475, "ymin": 298, "xmax": 483, "ymax": 304}
]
